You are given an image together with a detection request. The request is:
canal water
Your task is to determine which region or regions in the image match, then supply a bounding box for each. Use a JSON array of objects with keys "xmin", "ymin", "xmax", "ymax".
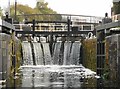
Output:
[
  {"xmin": 19, "ymin": 65, "xmax": 98, "ymax": 88},
  {"xmin": 5, "ymin": 41, "xmax": 99, "ymax": 88}
]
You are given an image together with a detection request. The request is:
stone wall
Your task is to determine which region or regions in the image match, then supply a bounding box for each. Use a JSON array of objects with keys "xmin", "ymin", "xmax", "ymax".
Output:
[
  {"xmin": 0, "ymin": 33, "xmax": 11, "ymax": 80},
  {"xmin": 0, "ymin": 33, "xmax": 21, "ymax": 81},
  {"xmin": 82, "ymin": 38, "xmax": 97, "ymax": 72},
  {"xmin": 81, "ymin": 35, "xmax": 119, "ymax": 86},
  {"xmin": 106, "ymin": 34, "xmax": 120, "ymax": 83}
]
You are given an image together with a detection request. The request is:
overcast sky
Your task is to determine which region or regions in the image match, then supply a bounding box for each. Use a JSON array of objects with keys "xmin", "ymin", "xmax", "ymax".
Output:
[{"xmin": 0, "ymin": 0, "xmax": 113, "ymax": 17}]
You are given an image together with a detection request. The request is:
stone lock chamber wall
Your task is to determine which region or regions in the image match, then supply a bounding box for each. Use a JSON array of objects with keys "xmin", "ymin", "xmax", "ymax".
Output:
[
  {"xmin": 0, "ymin": 33, "xmax": 21, "ymax": 81},
  {"xmin": 82, "ymin": 38, "xmax": 97, "ymax": 72},
  {"xmin": 106, "ymin": 34, "xmax": 120, "ymax": 84}
]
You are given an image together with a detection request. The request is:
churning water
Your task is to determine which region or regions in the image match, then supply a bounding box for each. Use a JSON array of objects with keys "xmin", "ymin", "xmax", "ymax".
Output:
[
  {"xmin": 20, "ymin": 41, "xmax": 98, "ymax": 88},
  {"xmin": 20, "ymin": 65, "xmax": 97, "ymax": 88}
]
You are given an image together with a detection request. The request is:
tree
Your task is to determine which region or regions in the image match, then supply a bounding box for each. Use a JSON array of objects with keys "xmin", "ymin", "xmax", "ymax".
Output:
[
  {"xmin": 10, "ymin": 4, "xmax": 41, "ymax": 22},
  {"xmin": 35, "ymin": 1, "xmax": 62, "ymax": 20},
  {"xmin": 9, "ymin": 1, "xmax": 62, "ymax": 22}
]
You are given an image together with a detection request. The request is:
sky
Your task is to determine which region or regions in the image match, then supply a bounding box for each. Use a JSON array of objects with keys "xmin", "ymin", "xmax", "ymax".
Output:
[{"xmin": 0, "ymin": 0, "xmax": 113, "ymax": 17}]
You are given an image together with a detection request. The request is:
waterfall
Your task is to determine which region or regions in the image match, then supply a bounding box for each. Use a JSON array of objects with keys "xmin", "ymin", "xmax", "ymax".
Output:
[
  {"xmin": 53, "ymin": 42, "xmax": 62, "ymax": 65},
  {"xmin": 22, "ymin": 41, "xmax": 81, "ymax": 66},
  {"xmin": 63, "ymin": 41, "xmax": 72, "ymax": 65},
  {"xmin": 22, "ymin": 42, "xmax": 33, "ymax": 65},
  {"xmin": 41, "ymin": 42, "xmax": 52, "ymax": 65},
  {"xmin": 20, "ymin": 65, "xmax": 98, "ymax": 88},
  {"xmin": 33, "ymin": 42, "xmax": 44, "ymax": 65},
  {"xmin": 20, "ymin": 41, "xmax": 99, "ymax": 88},
  {"xmin": 70, "ymin": 41, "xmax": 81, "ymax": 65}
]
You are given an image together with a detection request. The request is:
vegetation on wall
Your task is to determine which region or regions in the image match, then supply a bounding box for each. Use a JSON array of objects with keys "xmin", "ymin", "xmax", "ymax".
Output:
[
  {"xmin": 7, "ymin": 36, "xmax": 22, "ymax": 87},
  {"xmin": 82, "ymin": 38, "xmax": 111, "ymax": 81},
  {"xmin": 82, "ymin": 38, "xmax": 97, "ymax": 72}
]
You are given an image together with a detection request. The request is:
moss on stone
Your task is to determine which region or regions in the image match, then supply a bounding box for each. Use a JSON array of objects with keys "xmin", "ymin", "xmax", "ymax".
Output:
[{"xmin": 82, "ymin": 38, "xmax": 97, "ymax": 72}]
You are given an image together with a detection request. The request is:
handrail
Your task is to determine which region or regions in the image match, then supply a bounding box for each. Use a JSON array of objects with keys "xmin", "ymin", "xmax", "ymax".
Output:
[{"xmin": 17, "ymin": 14, "xmax": 103, "ymax": 24}]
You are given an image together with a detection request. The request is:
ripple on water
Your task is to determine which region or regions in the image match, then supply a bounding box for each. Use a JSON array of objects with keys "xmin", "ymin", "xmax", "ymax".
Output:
[{"xmin": 19, "ymin": 65, "xmax": 99, "ymax": 88}]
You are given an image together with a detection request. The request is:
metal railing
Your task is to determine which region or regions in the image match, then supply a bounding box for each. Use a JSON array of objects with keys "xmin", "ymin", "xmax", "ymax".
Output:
[{"xmin": 17, "ymin": 14, "xmax": 103, "ymax": 24}]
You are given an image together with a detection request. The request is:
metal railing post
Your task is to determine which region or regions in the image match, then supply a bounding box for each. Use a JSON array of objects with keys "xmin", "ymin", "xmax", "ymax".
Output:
[{"xmin": 96, "ymin": 29, "xmax": 105, "ymax": 89}]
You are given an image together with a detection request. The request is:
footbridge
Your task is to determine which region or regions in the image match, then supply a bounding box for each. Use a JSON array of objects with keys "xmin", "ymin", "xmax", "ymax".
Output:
[{"xmin": 12, "ymin": 14, "xmax": 103, "ymax": 40}]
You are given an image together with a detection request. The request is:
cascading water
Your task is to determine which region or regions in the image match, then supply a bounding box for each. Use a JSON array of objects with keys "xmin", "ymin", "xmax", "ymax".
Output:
[
  {"xmin": 63, "ymin": 41, "xmax": 72, "ymax": 65},
  {"xmin": 33, "ymin": 42, "xmax": 44, "ymax": 65},
  {"xmin": 70, "ymin": 41, "xmax": 81, "ymax": 65},
  {"xmin": 52, "ymin": 42, "xmax": 62, "ymax": 65},
  {"xmin": 41, "ymin": 42, "xmax": 52, "ymax": 65},
  {"xmin": 22, "ymin": 41, "xmax": 81, "ymax": 66},
  {"xmin": 22, "ymin": 41, "xmax": 33, "ymax": 65},
  {"xmin": 20, "ymin": 40, "xmax": 99, "ymax": 88}
]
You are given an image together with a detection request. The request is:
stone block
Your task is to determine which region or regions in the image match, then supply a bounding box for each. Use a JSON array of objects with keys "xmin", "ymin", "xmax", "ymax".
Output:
[{"xmin": 106, "ymin": 34, "xmax": 120, "ymax": 81}]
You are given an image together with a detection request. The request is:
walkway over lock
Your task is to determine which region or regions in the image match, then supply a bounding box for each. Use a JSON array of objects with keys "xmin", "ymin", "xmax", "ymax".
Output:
[
  {"xmin": 0, "ymin": 14, "xmax": 103, "ymax": 38},
  {"xmin": 13, "ymin": 14, "xmax": 103, "ymax": 37}
]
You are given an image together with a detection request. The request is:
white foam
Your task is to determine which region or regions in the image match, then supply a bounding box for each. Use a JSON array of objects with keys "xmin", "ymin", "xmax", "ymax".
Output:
[{"xmin": 20, "ymin": 65, "xmax": 99, "ymax": 79}]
